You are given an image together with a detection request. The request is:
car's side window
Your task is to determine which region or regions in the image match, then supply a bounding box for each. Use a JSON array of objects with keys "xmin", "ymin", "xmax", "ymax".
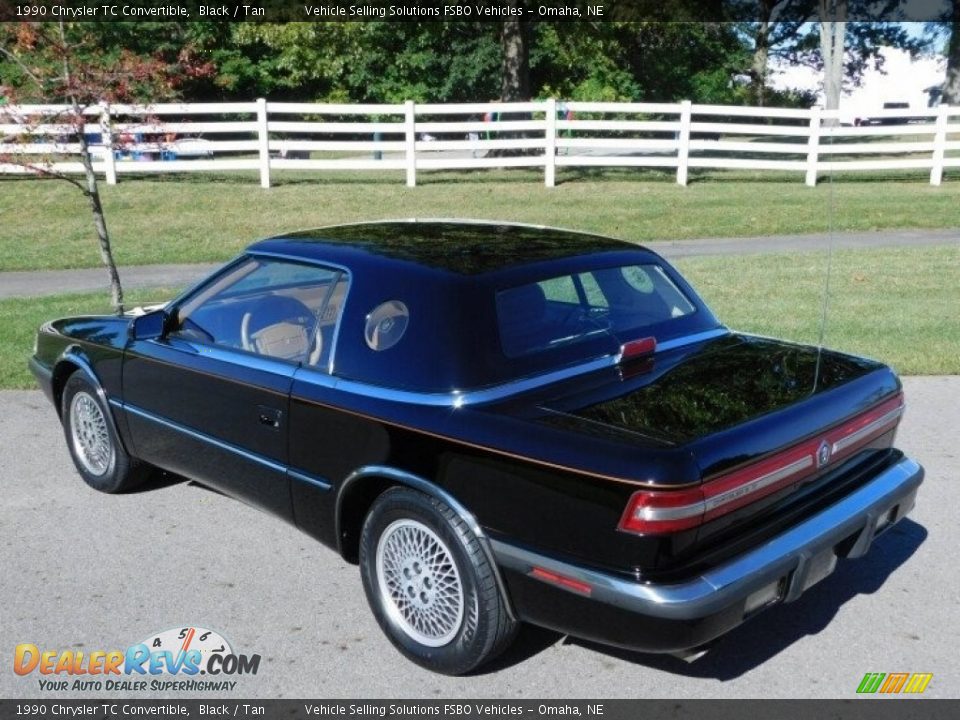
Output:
[{"xmin": 171, "ymin": 257, "xmax": 348, "ymax": 369}]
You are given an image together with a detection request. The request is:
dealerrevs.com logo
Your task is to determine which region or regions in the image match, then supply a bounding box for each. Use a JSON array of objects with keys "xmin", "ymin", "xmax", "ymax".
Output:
[
  {"xmin": 856, "ymin": 672, "xmax": 933, "ymax": 695},
  {"xmin": 14, "ymin": 626, "xmax": 261, "ymax": 692}
]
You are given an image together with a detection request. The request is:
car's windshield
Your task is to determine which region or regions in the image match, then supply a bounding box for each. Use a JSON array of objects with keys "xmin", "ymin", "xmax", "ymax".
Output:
[{"xmin": 496, "ymin": 263, "xmax": 696, "ymax": 358}]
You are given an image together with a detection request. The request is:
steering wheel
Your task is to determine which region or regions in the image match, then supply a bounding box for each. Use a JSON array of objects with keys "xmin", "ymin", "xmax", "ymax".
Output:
[{"xmin": 239, "ymin": 296, "xmax": 318, "ymax": 359}]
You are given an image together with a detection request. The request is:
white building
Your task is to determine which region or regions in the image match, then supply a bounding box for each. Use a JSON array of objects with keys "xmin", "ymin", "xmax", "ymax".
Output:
[{"xmin": 770, "ymin": 46, "xmax": 947, "ymax": 123}]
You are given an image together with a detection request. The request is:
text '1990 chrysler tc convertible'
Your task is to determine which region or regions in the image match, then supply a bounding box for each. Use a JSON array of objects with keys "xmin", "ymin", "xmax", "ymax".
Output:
[{"xmin": 30, "ymin": 221, "xmax": 924, "ymax": 674}]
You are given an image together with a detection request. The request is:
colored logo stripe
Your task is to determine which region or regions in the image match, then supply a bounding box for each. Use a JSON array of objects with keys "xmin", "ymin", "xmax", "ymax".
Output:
[
  {"xmin": 903, "ymin": 673, "xmax": 933, "ymax": 694},
  {"xmin": 880, "ymin": 673, "xmax": 909, "ymax": 693},
  {"xmin": 857, "ymin": 673, "xmax": 885, "ymax": 693},
  {"xmin": 857, "ymin": 672, "xmax": 932, "ymax": 694}
]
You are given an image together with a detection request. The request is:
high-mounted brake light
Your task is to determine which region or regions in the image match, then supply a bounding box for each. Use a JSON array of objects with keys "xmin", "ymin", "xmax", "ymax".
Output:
[
  {"xmin": 619, "ymin": 336, "xmax": 656, "ymax": 362},
  {"xmin": 619, "ymin": 393, "xmax": 905, "ymax": 535}
]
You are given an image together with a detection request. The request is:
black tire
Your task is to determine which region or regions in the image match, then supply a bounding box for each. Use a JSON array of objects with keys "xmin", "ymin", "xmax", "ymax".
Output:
[
  {"xmin": 61, "ymin": 372, "xmax": 149, "ymax": 493},
  {"xmin": 359, "ymin": 486, "xmax": 518, "ymax": 675}
]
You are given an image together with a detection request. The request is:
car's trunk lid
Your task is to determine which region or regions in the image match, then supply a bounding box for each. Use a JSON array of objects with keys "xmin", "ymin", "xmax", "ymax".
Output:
[
  {"xmin": 545, "ymin": 334, "xmax": 896, "ymax": 450},
  {"xmin": 535, "ymin": 332, "xmax": 904, "ymax": 571}
]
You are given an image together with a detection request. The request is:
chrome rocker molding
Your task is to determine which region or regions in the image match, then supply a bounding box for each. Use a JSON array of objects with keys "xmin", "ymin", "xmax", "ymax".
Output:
[
  {"xmin": 491, "ymin": 457, "xmax": 923, "ymax": 621},
  {"xmin": 337, "ymin": 465, "xmax": 517, "ymax": 621},
  {"xmin": 114, "ymin": 401, "xmax": 333, "ymax": 491}
]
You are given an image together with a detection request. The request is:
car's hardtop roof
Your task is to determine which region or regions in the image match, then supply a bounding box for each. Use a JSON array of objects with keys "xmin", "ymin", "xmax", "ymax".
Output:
[{"xmin": 248, "ymin": 220, "xmax": 659, "ymax": 281}]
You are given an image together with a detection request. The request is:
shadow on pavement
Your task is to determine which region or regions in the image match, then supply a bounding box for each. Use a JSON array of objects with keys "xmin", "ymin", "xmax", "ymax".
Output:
[
  {"xmin": 471, "ymin": 625, "xmax": 563, "ymax": 676},
  {"xmin": 482, "ymin": 518, "xmax": 927, "ymax": 678},
  {"xmin": 122, "ymin": 469, "xmax": 187, "ymax": 494}
]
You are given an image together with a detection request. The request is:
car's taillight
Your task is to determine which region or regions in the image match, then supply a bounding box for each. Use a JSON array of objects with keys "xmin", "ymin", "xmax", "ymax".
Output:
[
  {"xmin": 619, "ymin": 486, "xmax": 706, "ymax": 534},
  {"xmin": 619, "ymin": 393, "xmax": 905, "ymax": 535}
]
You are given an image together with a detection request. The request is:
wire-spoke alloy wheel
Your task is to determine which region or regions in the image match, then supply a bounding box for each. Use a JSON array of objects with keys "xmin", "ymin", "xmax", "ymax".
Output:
[
  {"xmin": 360, "ymin": 487, "xmax": 519, "ymax": 675},
  {"xmin": 69, "ymin": 391, "xmax": 114, "ymax": 476},
  {"xmin": 376, "ymin": 519, "xmax": 465, "ymax": 647},
  {"xmin": 61, "ymin": 371, "xmax": 149, "ymax": 493}
]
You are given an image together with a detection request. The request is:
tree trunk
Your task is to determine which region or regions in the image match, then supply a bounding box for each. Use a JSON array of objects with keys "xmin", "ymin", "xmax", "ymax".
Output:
[
  {"xmin": 945, "ymin": 7, "xmax": 960, "ymax": 105},
  {"xmin": 750, "ymin": 3, "xmax": 775, "ymax": 107},
  {"xmin": 500, "ymin": 17, "xmax": 530, "ymax": 102},
  {"xmin": 77, "ymin": 129, "xmax": 124, "ymax": 314},
  {"xmin": 819, "ymin": 1, "xmax": 847, "ymax": 125},
  {"xmin": 752, "ymin": 28, "xmax": 770, "ymax": 107}
]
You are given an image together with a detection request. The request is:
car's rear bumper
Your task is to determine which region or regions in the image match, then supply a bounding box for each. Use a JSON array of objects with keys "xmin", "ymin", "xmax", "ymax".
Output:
[{"xmin": 492, "ymin": 456, "xmax": 923, "ymax": 654}]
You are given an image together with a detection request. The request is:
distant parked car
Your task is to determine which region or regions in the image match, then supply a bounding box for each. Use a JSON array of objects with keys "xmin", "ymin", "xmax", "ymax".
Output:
[
  {"xmin": 166, "ymin": 137, "xmax": 215, "ymax": 159},
  {"xmin": 856, "ymin": 102, "xmax": 926, "ymax": 127},
  {"xmin": 30, "ymin": 221, "xmax": 924, "ymax": 674}
]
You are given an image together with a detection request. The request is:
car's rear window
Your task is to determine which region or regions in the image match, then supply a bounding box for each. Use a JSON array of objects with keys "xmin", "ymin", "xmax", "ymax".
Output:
[{"xmin": 496, "ymin": 264, "xmax": 696, "ymax": 358}]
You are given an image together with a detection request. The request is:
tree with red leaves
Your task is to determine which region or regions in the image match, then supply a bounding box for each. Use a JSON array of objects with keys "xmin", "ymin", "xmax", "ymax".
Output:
[{"xmin": 0, "ymin": 21, "xmax": 212, "ymax": 313}]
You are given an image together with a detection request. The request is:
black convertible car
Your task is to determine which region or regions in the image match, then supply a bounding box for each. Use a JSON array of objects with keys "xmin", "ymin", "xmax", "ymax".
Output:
[{"xmin": 30, "ymin": 220, "xmax": 923, "ymax": 674}]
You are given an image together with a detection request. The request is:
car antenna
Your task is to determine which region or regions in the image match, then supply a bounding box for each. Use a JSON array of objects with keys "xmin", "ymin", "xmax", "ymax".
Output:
[{"xmin": 814, "ymin": 106, "xmax": 836, "ymax": 393}]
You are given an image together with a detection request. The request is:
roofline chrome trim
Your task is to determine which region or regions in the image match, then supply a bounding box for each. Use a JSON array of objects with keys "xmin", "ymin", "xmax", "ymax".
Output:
[
  {"xmin": 493, "ymin": 457, "xmax": 923, "ymax": 620},
  {"xmin": 648, "ymin": 327, "xmax": 729, "ymax": 354},
  {"xmin": 336, "ymin": 464, "xmax": 516, "ymax": 620},
  {"xmin": 294, "ymin": 327, "xmax": 730, "ymax": 408}
]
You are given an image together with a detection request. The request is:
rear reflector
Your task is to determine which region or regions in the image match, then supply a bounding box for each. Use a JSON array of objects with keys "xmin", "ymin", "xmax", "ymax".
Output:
[
  {"xmin": 619, "ymin": 393, "xmax": 904, "ymax": 535},
  {"xmin": 529, "ymin": 567, "xmax": 593, "ymax": 596}
]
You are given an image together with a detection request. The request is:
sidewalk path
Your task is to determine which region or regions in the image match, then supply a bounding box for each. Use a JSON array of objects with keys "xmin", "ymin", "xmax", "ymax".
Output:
[{"xmin": 1, "ymin": 228, "xmax": 956, "ymax": 299}]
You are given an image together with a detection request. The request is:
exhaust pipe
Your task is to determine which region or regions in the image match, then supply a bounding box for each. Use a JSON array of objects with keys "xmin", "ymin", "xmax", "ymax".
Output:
[{"xmin": 670, "ymin": 643, "xmax": 713, "ymax": 664}]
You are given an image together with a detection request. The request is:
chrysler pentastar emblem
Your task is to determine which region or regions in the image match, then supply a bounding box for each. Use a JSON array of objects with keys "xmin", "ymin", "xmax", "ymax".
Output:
[{"xmin": 817, "ymin": 439, "xmax": 832, "ymax": 468}]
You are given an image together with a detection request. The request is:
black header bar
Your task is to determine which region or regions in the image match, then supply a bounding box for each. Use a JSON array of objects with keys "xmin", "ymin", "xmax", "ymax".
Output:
[
  {"xmin": 0, "ymin": 0, "xmax": 954, "ymax": 23},
  {"xmin": 0, "ymin": 700, "xmax": 957, "ymax": 720}
]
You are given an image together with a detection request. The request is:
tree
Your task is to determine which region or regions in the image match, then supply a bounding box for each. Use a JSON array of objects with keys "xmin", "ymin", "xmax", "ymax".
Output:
[
  {"xmin": 612, "ymin": 22, "xmax": 749, "ymax": 103},
  {"xmin": 500, "ymin": 15, "xmax": 531, "ymax": 101},
  {"xmin": 0, "ymin": 22, "xmax": 211, "ymax": 313},
  {"xmin": 734, "ymin": 1, "xmax": 927, "ymax": 110},
  {"xmin": 229, "ymin": 23, "xmax": 501, "ymax": 103},
  {"xmin": 819, "ymin": 1, "xmax": 847, "ymax": 115},
  {"xmin": 735, "ymin": 1, "xmax": 817, "ymax": 106},
  {"xmin": 945, "ymin": 2, "xmax": 960, "ymax": 104}
]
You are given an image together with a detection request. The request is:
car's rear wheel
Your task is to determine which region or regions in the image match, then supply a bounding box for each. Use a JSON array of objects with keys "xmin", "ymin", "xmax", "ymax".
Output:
[
  {"xmin": 359, "ymin": 487, "xmax": 518, "ymax": 675},
  {"xmin": 61, "ymin": 372, "xmax": 149, "ymax": 493}
]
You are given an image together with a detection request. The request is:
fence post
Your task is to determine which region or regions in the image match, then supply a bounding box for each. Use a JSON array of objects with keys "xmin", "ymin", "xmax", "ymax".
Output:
[
  {"xmin": 805, "ymin": 105, "xmax": 821, "ymax": 187},
  {"xmin": 99, "ymin": 101, "xmax": 117, "ymax": 185},
  {"xmin": 544, "ymin": 98, "xmax": 557, "ymax": 188},
  {"xmin": 676, "ymin": 100, "xmax": 692, "ymax": 186},
  {"xmin": 404, "ymin": 100, "xmax": 417, "ymax": 187},
  {"xmin": 930, "ymin": 103, "xmax": 949, "ymax": 186},
  {"xmin": 256, "ymin": 98, "xmax": 271, "ymax": 189}
]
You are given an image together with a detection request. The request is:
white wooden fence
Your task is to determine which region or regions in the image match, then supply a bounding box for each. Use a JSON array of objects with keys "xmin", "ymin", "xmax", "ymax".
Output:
[{"xmin": 1, "ymin": 99, "xmax": 958, "ymax": 187}]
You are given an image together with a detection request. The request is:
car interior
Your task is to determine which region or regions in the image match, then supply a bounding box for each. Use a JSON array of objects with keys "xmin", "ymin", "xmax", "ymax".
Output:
[{"xmin": 172, "ymin": 259, "xmax": 348, "ymax": 368}]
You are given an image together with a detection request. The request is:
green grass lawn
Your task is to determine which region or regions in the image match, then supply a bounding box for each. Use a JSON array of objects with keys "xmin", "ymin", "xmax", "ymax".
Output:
[
  {"xmin": 1, "ymin": 245, "xmax": 955, "ymax": 390},
  {"xmin": 676, "ymin": 245, "xmax": 959, "ymax": 376},
  {"xmin": 1, "ymin": 170, "xmax": 959, "ymax": 272},
  {"xmin": 0, "ymin": 288, "xmax": 174, "ymax": 390}
]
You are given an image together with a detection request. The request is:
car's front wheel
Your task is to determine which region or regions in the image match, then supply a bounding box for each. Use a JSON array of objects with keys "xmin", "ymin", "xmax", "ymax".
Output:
[
  {"xmin": 61, "ymin": 372, "xmax": 149, "ymax": 493},
  {"xmin": 359, "ymin": 487, "xmax": 518, "ymax": 675}
]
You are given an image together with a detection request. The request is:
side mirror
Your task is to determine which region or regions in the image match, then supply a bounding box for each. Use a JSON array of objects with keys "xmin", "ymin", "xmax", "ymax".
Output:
[{"xmin": 129, "ymin": 308, "xmax": 169, "ymax": 341}]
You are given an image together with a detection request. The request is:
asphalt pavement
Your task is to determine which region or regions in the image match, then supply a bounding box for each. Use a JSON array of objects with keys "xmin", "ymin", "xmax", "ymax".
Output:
[
  {"xmin": 0, "ymin": 227, "xmax": 956, "ymax": 299},
  {"xmin": 0, "ymin": 376, "xmax": 956, "ymax": 699}
]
